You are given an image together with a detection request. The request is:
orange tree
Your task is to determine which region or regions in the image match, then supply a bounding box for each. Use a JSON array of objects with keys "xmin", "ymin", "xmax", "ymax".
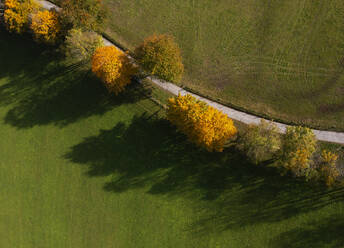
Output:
[
  {"xmin": 92, "ymin": 46, "xmax": 137, "ymax": 95},
  {"xmin": 4, "ymin": 0, "xmax": 39, "ymax": 33},
  {"xmin": 30, "ymin": 10, "xmax": 61, "ymax": 44},
  {"xmin": 167, "ymin": 94, "xmax": 237, "ymax": 152},
  {"xmin": 135, "ymin": 34, "xmax": 184, "ymax": 82}
]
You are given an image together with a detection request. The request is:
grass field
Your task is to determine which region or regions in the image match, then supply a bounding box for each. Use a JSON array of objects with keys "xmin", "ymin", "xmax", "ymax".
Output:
[
  {"xmin": 101, "ymin": 0, "xmax": 344, "ymax": 131},
  {"xmin": 1, "ymin": 30, "xmax": 344, "ymax": 247}
]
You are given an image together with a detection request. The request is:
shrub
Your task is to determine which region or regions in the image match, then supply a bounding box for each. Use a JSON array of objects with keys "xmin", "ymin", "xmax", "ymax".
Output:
[
  {"xmin": 238, "ymin": 119, "xmax": 281, "ymax": 164},
  {"xmin": 30, "ymin": 10, "xmax": 61, "ymax": 44},
  {"xmin": 4, "ymin": 0, "xmax": 39, "ymax": 33},
  {"xmin": 167, "ymin": 94, "xmax": 237, "ymax": 152},
  {"xmin": 92, "ymin": 46, "xmax": 137, "ymax": 95},
  {"xmin": 318, "ymin": 150, "xmax": 339, "ymax": 187},
  {"xmin": 63, "ymin": 28, "xmax": 104, "ymax": 63},
  {"xmin": 59, "ymin": 0, "xmax": 107, "ymax": 31},
  {"xmin": 278, "ymin": 126, "xmax": 317, "ymax": 179},
  {"xmin": 135, "ymin": 34, "xmax": 184, "ymax": 82}
]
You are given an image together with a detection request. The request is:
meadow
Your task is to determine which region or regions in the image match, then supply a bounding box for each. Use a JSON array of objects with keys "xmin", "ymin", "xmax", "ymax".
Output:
[
  {"xmin": 102, "ymin": 0, "xmax": 344, "ymax": 131},
  {"xmin": 1, "ymin": 30, "xmax": 344, "ymax": 247}
]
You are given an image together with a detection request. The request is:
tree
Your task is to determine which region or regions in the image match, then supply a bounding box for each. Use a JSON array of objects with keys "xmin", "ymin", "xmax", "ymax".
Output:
[
  {"xmin": 63, "ymin": 28, "xmax": 104, "ymax": 63},
  {"xmin": 135, "ymin": 34, "xmax": 184, "ymax": 82},
  {"xmin": 278, "ymin": 126, "xmax": 317, "ymax": 179},
  {"xmin": 30, "ymin": 10, "xmax": 61, "ymax": 44},
  {"xmin": 238, "ymin": 119, "xmax": 281, "ymax": 164},
  {"xmin": 318, "ymin": 150, "xmax": 339, "ymax": 187},
  {"xmin": 4, "ymin": 0, "xmax": 39, "ymax": 33},
  {"xmin": 92, "ymin": 46, "xmax": 137, "ymax": 95},
  {"xmin": 167, "ymin": 94, "xmax": 237, "ymax": 152},
  {"xmin": 59, "ymin": 0, "xmax": 107, "ymax": 32}
]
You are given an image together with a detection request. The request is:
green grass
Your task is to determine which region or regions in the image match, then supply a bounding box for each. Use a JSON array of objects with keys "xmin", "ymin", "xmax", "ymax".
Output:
[
  {"xmin": 1, "ymin": 30, "xmax": 344, "ymax": 248},
  {"xmin": 99, "ymin": 0, "xmax": 344, "ymax": 131}
]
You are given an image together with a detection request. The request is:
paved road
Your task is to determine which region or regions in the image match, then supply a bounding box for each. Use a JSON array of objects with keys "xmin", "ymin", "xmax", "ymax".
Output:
[{"xmin": 38, "ymin": 0, "xmax": 344, "ymax": 145}]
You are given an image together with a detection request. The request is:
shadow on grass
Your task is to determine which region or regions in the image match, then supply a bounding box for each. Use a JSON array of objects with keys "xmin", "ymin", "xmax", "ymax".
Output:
[
  {"xmin": 271, "ymin": 214, "xmax": 344, "ymax": 248},
  {"xmin": 0, "ymin": 30, "xmax": 151, "ymax": 128},
  {"xmin": 64, "ymin": 113, "xmax": 344, "ymax": 234}
]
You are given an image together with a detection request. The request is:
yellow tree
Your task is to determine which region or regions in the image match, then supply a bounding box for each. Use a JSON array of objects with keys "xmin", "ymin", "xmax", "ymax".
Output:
[
  {"xmin": 319, "ymin": 150, "xmax": 339, "ymax": 187},
  {"xmin": 167, "ymin": 94, "xmax": 237, "ymax": 152},
  {"xmin": 30, "ymin": 10, "xmax": 61, "ymax": 44},
  {"xmin": 279, "ymin": 126, "xmax": 317, "ymax": 179},
  {"xmin": 92, "ymin": 46, "xmax": 137, "ymax": 95},
  {"xmin": 4, "ymin": 0, "xmax": 39, "ymax": 33}
]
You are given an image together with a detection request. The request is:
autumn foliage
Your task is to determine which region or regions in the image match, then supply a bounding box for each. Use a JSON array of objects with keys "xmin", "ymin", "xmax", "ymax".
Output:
[
  {"xmin": 135, "ymin": 34, "xmax": 184, "ymax": 82},
  {"xmin": 31, "ymin": 10, "xmax": 61, "ymax": 43},
  {"xmin": 167, "ymin": 94, "xmax": 237, "ymax": 152},
  {"xmin": 92, "ymin": 46, "xmax": 137, "ymax": 95},
  {"xmin": 319, "ymin": 150, "xmax": 339, "ymax": 187},
  {"xmin": 4, "ymin": 0, "xmax": 39, "ymax": 33},
  {"xmin": 278, "ymin": 126, "xmax": 317, "ymax": 179}
]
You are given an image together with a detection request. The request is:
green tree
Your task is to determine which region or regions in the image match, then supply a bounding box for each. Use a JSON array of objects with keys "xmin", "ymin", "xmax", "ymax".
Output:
[
  {"xmin": 135, "ymin": 34, "xmax": 184, "ymax": 82},
  {"xmin": 63, "ymin": 28, "xmax": 104, "ymax": 63},
  {"xmin": 59, "ymin": 0, "xmax": 107, "ymax": 32},
  {"xmin": 238, "ymin": 119, "xmax": 281, "ymax": 164}
]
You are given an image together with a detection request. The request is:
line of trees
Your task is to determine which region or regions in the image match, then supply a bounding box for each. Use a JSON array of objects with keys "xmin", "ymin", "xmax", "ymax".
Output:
[
  {"xmin": 2, "ymin": 0, "xmax": 185, "ymax": 93},
  {"xmin": 2, "ymin": 0, "xmax": 341, "ymax": 187},
  {"xmin": 237, "ymin": 121, "xmax": 341, "ymax": 187}
]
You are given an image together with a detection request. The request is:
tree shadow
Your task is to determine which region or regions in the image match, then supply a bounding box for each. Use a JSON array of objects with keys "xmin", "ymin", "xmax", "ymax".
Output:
[
  {"xmin": 190, "ymin": 181, "xmax": 344, "ymax": 236},
  {"xmin": 64, "ymin": 113, "xmax": 344, "ymax": 235},
  {"xmin": 0, "ymin": 30, "xmax": 151, "ymax": 128},
  {"xmin": 270, "ymin": 214, "xmax": 344, "ymax": 248},
  {"xmin": 64, "ymin": 112, "xmax": 199, "ymax": 192}
]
